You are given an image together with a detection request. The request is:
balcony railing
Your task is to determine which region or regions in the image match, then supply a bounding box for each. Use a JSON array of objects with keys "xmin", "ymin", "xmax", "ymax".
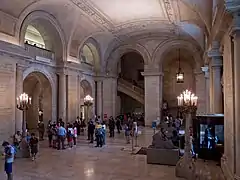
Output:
[{"xmin": 25, "ymin": 44, "xmax": 55, "ymax": 62}]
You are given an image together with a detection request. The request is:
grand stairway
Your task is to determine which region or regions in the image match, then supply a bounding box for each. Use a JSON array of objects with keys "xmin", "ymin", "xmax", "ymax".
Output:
[{"xmin": 117, "ymin": 78, "xmax": 144, "ymax": 104}]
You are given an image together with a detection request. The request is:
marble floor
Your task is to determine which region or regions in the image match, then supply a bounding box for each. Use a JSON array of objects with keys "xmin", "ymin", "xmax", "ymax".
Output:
[{"xmin": 0, "ymin": 128, "xmax": 184, "ymax": 180}]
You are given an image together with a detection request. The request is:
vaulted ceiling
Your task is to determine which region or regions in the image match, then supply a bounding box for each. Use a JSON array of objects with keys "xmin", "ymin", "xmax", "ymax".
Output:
[{"xmin": 0, "ymin": 0, "xmax": 212, "ymax": 58}]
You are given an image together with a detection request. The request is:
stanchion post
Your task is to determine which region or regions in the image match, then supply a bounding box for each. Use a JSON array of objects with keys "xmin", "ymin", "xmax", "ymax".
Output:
[{"xmin": 131, "ymin": 128, "xmax": 134, "ymax": 154}]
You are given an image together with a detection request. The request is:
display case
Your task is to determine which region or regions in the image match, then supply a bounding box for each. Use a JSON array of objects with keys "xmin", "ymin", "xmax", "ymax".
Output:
[{"xmin": 193, "ymin": 114, "xmax": 224, "ymax": 161}]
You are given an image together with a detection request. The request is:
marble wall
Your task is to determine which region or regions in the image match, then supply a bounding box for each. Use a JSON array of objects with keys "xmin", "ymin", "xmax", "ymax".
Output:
[
  {"xmin": 0, "ymin": 56, "xmax": 16, "ymax": 142},
  {"xmin": 222, "ymin": 32, "xmax": 235, "ymax": 177}
]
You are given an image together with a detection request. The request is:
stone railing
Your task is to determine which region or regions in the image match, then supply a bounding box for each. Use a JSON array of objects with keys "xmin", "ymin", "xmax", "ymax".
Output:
[
  {"xmin": 25, "ymin": 44, "xmax": 55, "ymax": 61},
  {"xmin": 118, "ymin": 78, "xmax": 144, "ymax": 95}
]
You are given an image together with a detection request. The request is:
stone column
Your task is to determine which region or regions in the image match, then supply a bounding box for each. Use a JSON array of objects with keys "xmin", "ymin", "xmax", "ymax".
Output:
[
  {"xmin": 208, "ymin": 41, "xmax": 223, "ymax": 114},
  {"xmin": 96, "ymin": 80, "xmax": 103, "ymax": 119},
  {"xmin": 228, "ymin": 9, "xmax": 240, "ymax": 179},
  {"xmin": 142, "ymin": 71, "xmax": 163, "ymax": 126},
  {"xmin": 201, "ymin": 66, "xmax": 210, "ymax": 113},
  {"xmin": 15, "ymin": 64, "xmax": 24, "ymax": 132},
  {"xmin": 195, "ymin": 71, "xmax": 206, "ymax": 114},
  {"xmin": 58, "ymin": 72, "xmax": 67, "ymax": 121},
  {"xmin": 103, "ymin": 77, "xmax": 117, "ymax": 118}
]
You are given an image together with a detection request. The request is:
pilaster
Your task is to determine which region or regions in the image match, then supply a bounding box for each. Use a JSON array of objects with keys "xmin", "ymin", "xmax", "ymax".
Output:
[
  {"xmin": 195, "ymin": 70, "xmax": 206, "ymax": 114},
  {"xmin": 224, "ymin": 3, "xmax": 240, "ymax": 179},
  {"xmin": 58, "ymin": 69, "xmax": 67, "ymax": 122},
  {"xmin": 15, "ymin": 64, "xmax": 24, "ymax": 132},
  {"xmin": 208, "ymin": 41, "xmax": 223, "ymax": 114},
  {"xmin": 142, "ymin": 71, "xmax": 163, "ymax": 126},
  {"xmin": 201, "ymin": 66, "xmax": 210, "ymax": 113},
  {"xmin": 103, "ymin": 77, "xmax": 117, "ymax": 118}
]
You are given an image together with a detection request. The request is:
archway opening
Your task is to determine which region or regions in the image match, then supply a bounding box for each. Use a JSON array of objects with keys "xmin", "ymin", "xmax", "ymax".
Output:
[
  {"xmin": 25, "ymin": 25, "xmax": 45, "ymax": 48},
  {"xmin": 117, "ymin": 52, "xmax": 144, "ymax": 124},
  {"xmin": 79, "ymin": 80, "xmax": 92, "ymax": 120},
  {"xmin": 21, "ymin": 16, "xmax": 64, "ymax": 63},
  {"xmin": 80, "ymin": 41, "xmax": 100, "ymax": 73},
  {"xmin": 23, "ymin": 72, "xmax": 52, "ymax": 131},
  {"xmin": 162, "ymin": 48, "xmax": 196, "ymax": 116}
]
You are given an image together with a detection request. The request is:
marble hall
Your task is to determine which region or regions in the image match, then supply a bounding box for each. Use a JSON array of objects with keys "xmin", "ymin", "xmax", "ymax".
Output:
[{"xmin": 0, "ymin": 0, "xmax": 239, "ymax": 179}]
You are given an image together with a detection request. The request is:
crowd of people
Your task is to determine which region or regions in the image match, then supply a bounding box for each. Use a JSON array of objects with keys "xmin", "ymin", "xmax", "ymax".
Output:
[{"xmin": 1, "ymin": 114, "xmax": 140, "ymax": 180}]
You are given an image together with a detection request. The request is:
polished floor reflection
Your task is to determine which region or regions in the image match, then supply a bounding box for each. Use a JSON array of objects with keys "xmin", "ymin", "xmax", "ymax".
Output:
[{"xmin": 0, "ymin": 128, "xmax": 182, "ymax": 180}]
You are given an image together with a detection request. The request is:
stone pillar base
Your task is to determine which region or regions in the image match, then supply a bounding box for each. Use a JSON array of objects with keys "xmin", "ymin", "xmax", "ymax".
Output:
[
  {"xmin": 221, "ymin": 155, "xmax": 234, "ymax": 180},
  {"xmin": 175, "ymin": 157, "xmax": 196, "ymax": 179},
  {"xmin": 15, "ymin": 139, "xmax": 30, "ymax": 158}
]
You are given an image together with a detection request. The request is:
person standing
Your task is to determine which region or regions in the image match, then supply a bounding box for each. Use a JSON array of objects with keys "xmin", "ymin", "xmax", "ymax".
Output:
[
  {"xmin": 2, "ymin": 141, "xmax": 15, "ymax": 180},
  {"xmin": 95, "ymin": 122, "xmax": 103, "ymax": 147},
  {"xmin": 57, "ymin": 123, "xmax": 66, "ymax": 150},
  {"xmin": 38, "ymin": 121, "xmax": 45, "ymax": 141},
  {"xmin": 73, "ymin": 124, "xmax": 77, "ymax": 146},
  {"xmin": 88, "ymin": 121, "xmax": 95, "ymax": 143},
  {"xmin": 109, "ymin": 117, "xmax": 115, "ymax": 138},
  {"xmin": 116, "ymin": 118, "xmax": 121, "ymax": 134},
  {"xmin": 29, "ymin": 133, "xmax": 39, "ymax": 161}
]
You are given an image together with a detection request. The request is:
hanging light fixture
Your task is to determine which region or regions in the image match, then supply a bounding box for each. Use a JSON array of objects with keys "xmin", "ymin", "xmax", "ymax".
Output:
[
  {"xmin": 176, "ymin": 48, "xmax": 184, "ymax": 83},
  {"xmin": 176, "ymin": 27, "xmax": 184, "ymax": 83}
]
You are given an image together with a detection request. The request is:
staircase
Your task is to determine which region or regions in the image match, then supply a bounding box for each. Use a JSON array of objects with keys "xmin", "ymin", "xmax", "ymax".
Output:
[{"xmin": 117, "ymin": 78, "xmax": 144, "ymax": 104}]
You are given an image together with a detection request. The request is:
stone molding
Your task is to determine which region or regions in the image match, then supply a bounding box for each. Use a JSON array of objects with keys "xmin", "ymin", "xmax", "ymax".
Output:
[
  {"xmin": 225, "ymin": 0, "xmax": 240, "ymax": 13},
  {"xmin": 141, "ymin": 71, "xmax": 164, "ymax": 77}
]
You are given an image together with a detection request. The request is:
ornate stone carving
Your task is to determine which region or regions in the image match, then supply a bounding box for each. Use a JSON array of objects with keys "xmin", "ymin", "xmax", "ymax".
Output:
[
  {"xmin": 163, "ymin": 0, "xmax": 175, "ymax": 23},
  {"xmin": 70, "ymin": 0, "xmax": 112, "ymax": 30}
]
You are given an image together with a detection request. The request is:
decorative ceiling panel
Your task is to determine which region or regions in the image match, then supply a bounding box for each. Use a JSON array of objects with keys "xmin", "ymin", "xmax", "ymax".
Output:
[{"xmin": 88, "ymin": 0, "xmax": 167, "ymax": 24}]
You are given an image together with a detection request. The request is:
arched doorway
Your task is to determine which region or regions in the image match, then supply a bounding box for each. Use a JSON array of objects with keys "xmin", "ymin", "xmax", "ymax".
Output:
[
  {"xmin": 162, "ymin": 48, "xmax": 196, "ymax": 116},
  {"xmin": 117, "ymin": 52, "xmax": 144, "ymax": 118},
  {"xmin": 23, "ymin": 72, "xmax": 52, "ymax": 130},
  {"xmin": 79, "ymin": 80, "xmax": 92, "ymax": 120}
]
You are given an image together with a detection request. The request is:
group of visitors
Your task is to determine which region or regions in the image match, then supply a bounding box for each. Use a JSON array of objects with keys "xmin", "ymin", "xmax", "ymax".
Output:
[
  {"xmin": 2, "ymin": 114, "xmax": 140, "ymax": 180},
  {"xmin": 47, "ymin": 119, "xmax": 78, "ymax": 150}
]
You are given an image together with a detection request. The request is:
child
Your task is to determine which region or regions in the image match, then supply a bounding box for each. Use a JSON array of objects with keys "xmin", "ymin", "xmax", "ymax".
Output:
[
  {"xmin": 124, "ymin": 124, "xmax": 130, "ymax": 144},
  {"xmin": 73, "ymin": 125, "xmax": 77, "ymax": 146},
  {"xmin": 67, "ymin": 124, "xmax": 74, "ymax": 148},
  {"xmin": 29, "ymin": 133, "xmax": 39, "ymax": 161}
]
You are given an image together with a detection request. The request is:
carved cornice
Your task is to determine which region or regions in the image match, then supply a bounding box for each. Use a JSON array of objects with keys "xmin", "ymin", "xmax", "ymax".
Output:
[
  {"xmin": 225, "ymin": 0, "xmax": 240, "ymax": 13},
  {"xmin": 162, "ymin": 0, "xmax": 175, "ymax": 23},
  {"xmin": 70, "ymin": 0, "xmax": 113, "ymax": 30}
]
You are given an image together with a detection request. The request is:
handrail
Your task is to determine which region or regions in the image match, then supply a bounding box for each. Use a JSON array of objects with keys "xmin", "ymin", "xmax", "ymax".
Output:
[
  {"xmin": 118, "ymin": 78, "xmax": 144, "ymax": 95},
  {"xmin": 25, "ymin": 44, "xmax": 55, "ymax": 60}
]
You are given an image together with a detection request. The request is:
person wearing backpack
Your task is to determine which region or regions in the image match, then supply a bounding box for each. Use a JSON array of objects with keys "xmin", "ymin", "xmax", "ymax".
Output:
[{"xmin": 2, "ymin": 141, "xmax": 15, "ymax": 180}]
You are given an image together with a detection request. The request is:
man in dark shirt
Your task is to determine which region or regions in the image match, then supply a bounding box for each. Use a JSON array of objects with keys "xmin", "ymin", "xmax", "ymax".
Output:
[{"xmin": 29, "ymin": 133, "xmax": 39, "ymax": 161}]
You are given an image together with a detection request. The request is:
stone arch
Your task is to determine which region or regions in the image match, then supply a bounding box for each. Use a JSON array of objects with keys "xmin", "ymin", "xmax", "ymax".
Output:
[
  {"xmin": 79, "ymin": 37, "xmax": 102, "ymax": 73},
  {"xmin": 152, "ymin": 39, "xmax": 203, "ymax": 71},
  {"xmin": 105, "ymin": 43, "xmax": 151, "ymax": 74},
  {"xmin": 80, "ymin": 79, "xmax": 93, "ymax": 97},
  {"xmin": 23, "ymin": 66, "xmax": 56, "ymax": 121},
  {"xmin": 17, "ymin": 10, "xmax": 67, "ymax": 62}
]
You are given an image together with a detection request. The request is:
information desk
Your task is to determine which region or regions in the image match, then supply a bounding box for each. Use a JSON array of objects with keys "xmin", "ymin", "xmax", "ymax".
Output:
[{"xmin": 193, "ymin": 114, "xmax": 224, "ymax": 161}]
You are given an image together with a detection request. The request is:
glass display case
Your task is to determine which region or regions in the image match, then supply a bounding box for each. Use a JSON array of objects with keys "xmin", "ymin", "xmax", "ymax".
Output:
[{"xmin": 193, "ymin": 114, "xmax": 224, "ymax": 161}]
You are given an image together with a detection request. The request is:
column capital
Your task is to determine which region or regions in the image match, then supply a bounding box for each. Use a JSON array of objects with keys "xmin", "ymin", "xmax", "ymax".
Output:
[
  {"xmin": 208, "ymin": 41, "xmax": 222, "ymax": 58},
  {"xmin": 201, "ymin": 66, "xmax": 209, "ymax": 78},
  {"xmin": 141, "ymin": 71, "xmax": 164, "ymax": 77},
  {"xmin": 225, "ymin": 0, "xmax": 240, "ymax": 14},
  {"xmin": 229, "ymin": 12, "xmax": 240, "ymax": 36}
]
